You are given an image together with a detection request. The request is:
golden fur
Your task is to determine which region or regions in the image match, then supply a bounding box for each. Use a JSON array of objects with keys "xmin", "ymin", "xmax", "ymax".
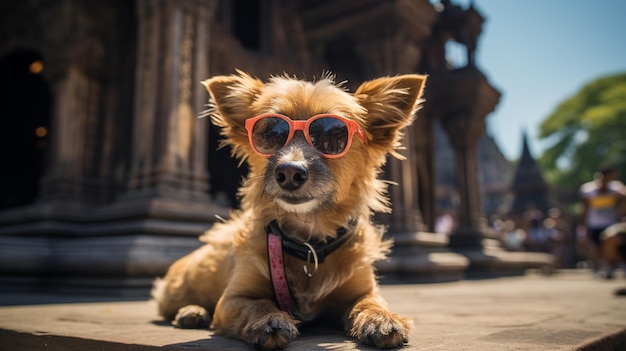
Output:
[{"xmin": 152, "ymin": 71, "xmax": 426, "ymax": 349}]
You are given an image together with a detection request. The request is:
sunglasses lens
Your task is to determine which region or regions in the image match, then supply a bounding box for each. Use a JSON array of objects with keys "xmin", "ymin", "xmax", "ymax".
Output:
[
  {"xmin": 252, "ymin": 117, "xmax": 290, "ymax": 154},
  {"xmin": 309, "ymin": 117, "xmax": 349, "ymax": 155}
]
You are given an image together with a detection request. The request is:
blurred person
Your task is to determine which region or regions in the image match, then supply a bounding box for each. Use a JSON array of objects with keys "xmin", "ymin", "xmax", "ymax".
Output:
[
  {"xmin": 580, "ymin": 165, "xmax": 626, "ymax": 278},
  {"xmin": 435, "ymin": 210, "xmax": 455, "ymax": 236},
  {"xmin": 522, "ymin": 206, "xmax": 549, "ymax": 252},
  {"xmin": 490, "ymin": 215, "xmax": 505, "ymax": 233},
  {"xmin": 575, "ymin": 225, "xmax": 593, "ymax": 268},
  {"xmin": 526, "ymin": 215, "xmax": 551, "ymax": 252},
  {"xmin": 544, "ymin": 209, "xmax": 567, "ymax": 268},
  {"xmin": 501, "ymin": 220, "xmax": 526, "ymax": 251}
]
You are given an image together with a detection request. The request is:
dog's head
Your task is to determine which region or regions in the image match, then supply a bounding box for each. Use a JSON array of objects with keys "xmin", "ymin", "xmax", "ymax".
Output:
[{"xmin": 204, "ymin": 71, "xmax": 425, "ymax": 239}]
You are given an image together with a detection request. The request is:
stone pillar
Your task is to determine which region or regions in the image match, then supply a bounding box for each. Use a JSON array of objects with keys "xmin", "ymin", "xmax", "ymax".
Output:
[
  {"xmin": 413, "ymin": 114, "xmax": 437, "ymax": 231},
  {"xmin": 427, "ymin": 68, "xmax": 500, "ymax": 249},
  {"xmin": 39, "ymin": 66, "xmax": 102, "ymax": 203},
  {"xmin": 443, "ymin": 112, "xmax": 485, "ymax": 248},
  {"xmin": 350, "ymin": 35, "xmax": 423, "ymax": 233},
  {"xmin": 126, "ymin": 0, "xmax": 215, "ymax": 202},
  {"xmin": 386, "ymin": 127, "xmax": 426, "ymax": 233},
  {"xmin": 30, "ymin": 0, "xmax": 135, "ymax": 206},
  {"xmin": 36, "ymin": 0, "xmax": 112, "ymax": 205}
]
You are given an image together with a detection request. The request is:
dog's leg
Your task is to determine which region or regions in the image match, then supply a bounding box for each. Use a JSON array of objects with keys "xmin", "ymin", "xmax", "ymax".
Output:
[
  {"xmin": 173, "ymin": 304, "xmax": 212, "ymax": 329},
  {"xmin": 212, "ymin": 296, "xmax": 300, "ymax": 350},
  {"xmin": 347, "ymin": 293, "xmax": 413, "ymax": 349}
]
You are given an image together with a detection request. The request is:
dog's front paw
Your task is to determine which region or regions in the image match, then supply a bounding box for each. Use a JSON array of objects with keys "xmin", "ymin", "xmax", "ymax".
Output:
[
  {"xmin": 350, "ymin": 310, "xmax": 413, "ymax": 349},
  {"xmin": 173, "ymin": 304, "xmax": 211, "ymax": 329},
  {"xmin": 243, "ymin": 312, "xmax": 299, "ymax": 350}
]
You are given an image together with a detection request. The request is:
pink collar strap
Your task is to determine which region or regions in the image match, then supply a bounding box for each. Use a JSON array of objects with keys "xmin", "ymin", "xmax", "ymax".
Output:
[{"xmin": 267, "ymin": 232, "xmax": 297, "ymax": 313}]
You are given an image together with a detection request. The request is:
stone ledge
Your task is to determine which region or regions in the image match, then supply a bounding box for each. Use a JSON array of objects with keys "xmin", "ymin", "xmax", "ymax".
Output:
[{"xmin": 1, "ymin": 270, "xmax": 625, "ymax": 350}]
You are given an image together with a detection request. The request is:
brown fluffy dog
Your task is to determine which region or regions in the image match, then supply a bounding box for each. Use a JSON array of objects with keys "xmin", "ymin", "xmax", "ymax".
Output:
[{"xmin": 152, "ymin": 71, "xmax": 426, "ymax": 350}]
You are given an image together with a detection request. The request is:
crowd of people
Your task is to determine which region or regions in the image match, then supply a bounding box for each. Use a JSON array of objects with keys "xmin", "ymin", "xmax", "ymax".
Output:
[
  {"xmin": 492, "ymin": 207, "xmax": 570, "ymax": 267},
  {"xmin": 435, "ymin": 165, "xmax": 626, "ymax": 276}
]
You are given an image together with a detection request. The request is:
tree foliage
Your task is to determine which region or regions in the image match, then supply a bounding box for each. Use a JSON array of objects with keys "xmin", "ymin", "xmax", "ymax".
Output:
[{"xmin": 539, "ymin": 72, "xmax": 626, "ymax": 191}]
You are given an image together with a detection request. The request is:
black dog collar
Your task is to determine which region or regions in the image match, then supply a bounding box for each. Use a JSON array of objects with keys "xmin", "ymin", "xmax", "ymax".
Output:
[{"xmin": 266, "ymin": 220, "xmax": 354, "ymax": 264}]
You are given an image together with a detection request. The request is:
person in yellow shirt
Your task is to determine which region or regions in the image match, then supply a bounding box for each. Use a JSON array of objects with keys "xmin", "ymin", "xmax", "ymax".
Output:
[{"xmin": 580, "ymin": 165, "xmax": 626, "ymax": 279}]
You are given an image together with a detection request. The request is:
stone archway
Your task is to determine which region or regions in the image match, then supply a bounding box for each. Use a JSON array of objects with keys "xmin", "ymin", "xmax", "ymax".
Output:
[{"xmin": 0, "ymin": 49, "xmax": 51, "ymax": 209}]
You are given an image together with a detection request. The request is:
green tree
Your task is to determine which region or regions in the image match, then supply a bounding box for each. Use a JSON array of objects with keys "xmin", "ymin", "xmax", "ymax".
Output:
[{"xmin": 539, "ymin": 72, "xmax": 626, "ymax": 192}]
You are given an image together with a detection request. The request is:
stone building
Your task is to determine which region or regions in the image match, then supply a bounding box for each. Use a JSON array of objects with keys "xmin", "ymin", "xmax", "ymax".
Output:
[{"xmin": 0, "ymin": 0, "xmax": 529, "ymax": 293}]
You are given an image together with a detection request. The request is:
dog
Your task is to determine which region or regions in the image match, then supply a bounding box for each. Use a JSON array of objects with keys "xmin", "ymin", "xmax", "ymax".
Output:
[{"xmin": 152, "ymin": 71, "xmax": 426, "ymax": 350}]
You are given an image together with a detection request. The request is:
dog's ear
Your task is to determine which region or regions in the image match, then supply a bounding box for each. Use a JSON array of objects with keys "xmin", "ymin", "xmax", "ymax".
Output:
[
  {"xmin": 355, "ymin": 74, "xmax": 426, "ymax": 158},
  {"xmin": 202, "ymin": 71, "xmax": 264, "ymax": 159}
]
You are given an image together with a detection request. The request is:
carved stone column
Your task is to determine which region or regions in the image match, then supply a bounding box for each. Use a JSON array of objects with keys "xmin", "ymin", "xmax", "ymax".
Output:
[
  {"xmin": 39, "ymin": 66, "xmax": 102, "ymax": 203},
  {"xmin": 412, "ymin": 114, "xmax": 437, "ymax": 231},
  {"xmin": 126, "ymin": 0, "xmax": 216, "ymax": 202},
  {"xmin": 36, "ymin": 0, "xmax": 112, "ymax": 205},
  {"xmin": 445, "ymin": 114, "xmax": 484, "ymax": 247},
  {"xmin": 352, "ymin": 32, "xmax": 426, "ymax": 233},
  {"xmin": 428, "ymin": 67, "xmax": 500, "ymax": 248}
]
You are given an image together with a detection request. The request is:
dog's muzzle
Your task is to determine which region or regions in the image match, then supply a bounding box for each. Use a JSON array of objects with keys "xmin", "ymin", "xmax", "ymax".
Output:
[{"xmin": 264, "ymin": 140, "xmax": 335, "ymax": 213}]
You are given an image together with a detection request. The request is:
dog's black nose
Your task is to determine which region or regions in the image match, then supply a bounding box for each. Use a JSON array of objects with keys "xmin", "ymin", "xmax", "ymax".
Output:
[{"xmin": 275, "ymin": 163, "xmax": 308, "ymax": 190}]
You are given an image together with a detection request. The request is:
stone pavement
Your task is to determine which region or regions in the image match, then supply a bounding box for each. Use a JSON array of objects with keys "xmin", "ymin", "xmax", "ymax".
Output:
[{"xmin": 0, "ymin": 270, "xmax": 625, "ymax": 351}]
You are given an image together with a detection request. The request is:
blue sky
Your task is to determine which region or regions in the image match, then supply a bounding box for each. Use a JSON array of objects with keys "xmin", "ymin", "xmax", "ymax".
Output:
[{"xmin": 450, "ymin": 0, "xmax": 626, "ymax": 160}]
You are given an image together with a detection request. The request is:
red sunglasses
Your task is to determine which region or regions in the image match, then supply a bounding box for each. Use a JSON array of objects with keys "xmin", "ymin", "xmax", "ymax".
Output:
[{"xmin": 244, "ymin": 113, "xmax": 367, "ymax": 158}]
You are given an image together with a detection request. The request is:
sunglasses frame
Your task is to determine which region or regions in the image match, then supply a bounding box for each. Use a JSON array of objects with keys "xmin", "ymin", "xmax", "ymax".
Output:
[{"xmin": 245, "ymin": 113, "xmax": 368, "ymax": 159}]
